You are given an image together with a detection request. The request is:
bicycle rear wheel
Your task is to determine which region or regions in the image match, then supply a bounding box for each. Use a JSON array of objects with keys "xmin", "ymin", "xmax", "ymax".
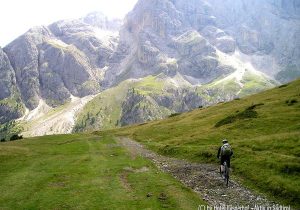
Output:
[{"xmin": 224, "ymin": 161, "xmax": 229, "ymax": 186}]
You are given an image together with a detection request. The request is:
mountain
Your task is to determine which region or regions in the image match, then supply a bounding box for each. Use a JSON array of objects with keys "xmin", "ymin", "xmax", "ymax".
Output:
[
  {"xmin": 0, "ymin": 12, "xmax": 122, "ymax": 136},
  {"xmin": 1, "ymin": 0, "xmax": 300, "ymax": 136},
  {"xmin": 75, "ymin": 0, "xmax": 300, "ymax": 132},
  {"xmin": 103, "ymin": 0, "xmax": 300, "ymax": 85},
  {"xmin": 3, "ymin": 12, "xmax": 121, "ymax": 110}
]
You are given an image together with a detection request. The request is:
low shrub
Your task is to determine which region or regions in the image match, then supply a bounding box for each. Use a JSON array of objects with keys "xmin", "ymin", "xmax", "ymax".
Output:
[
  {"xmin": 280, "ymin": 164, "xmax": 300, "ymax": 175},
  {"xmin": 286, "ymin": 99, "xmax": 298, "ymax": 106},
  {"xmin": 215, "ymin": 104, "xmax": 263, "ymax": 127},
  {"xmin": 169, "ymin": 113, "xmax": 181, "ymax": 118},
  {"xmin": 10, "ymin": 134, "xmax": 23, "ymax": 141},
  {"xmin": 246, "ymin": 103, "xmax": 264, "ymax": 110},
  {"xmin": 278, "ymin": 84, "xmax": 288, "ymax": 88},
  {"xmin": 159, "ymin": 145, "xmax": 179, "ymax": 155}
]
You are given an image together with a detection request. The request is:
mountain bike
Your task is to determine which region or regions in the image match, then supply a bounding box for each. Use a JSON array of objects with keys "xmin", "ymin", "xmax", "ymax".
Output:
[{"xmin": 222, "ymin": 160, "xmax": 230, "ymax": 187}]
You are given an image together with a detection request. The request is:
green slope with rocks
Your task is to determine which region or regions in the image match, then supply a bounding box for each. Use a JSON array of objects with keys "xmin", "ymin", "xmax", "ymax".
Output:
[
  {"xmin": 74, "ymin": 71, "xmax": 277, "ymax": 132},
  {"xmin": 114, "ymin": 78, "xmax": 300, "ymax": 208}
]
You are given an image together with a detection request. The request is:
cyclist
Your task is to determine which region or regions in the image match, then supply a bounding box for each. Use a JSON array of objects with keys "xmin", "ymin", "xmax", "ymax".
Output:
[{"xmin": 217, "ymin": 139, "xmax": 233, "ymax": 176}]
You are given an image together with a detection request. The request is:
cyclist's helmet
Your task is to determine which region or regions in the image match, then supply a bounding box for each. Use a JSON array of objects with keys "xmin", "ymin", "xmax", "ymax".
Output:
[{"xmin": 222, "ymin": 139, "xmax": 228, "ymax": 144}]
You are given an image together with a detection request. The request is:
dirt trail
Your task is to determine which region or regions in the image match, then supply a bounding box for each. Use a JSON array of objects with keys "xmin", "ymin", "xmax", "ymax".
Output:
[{"xmin": 117, "ymin": 137, "xmax": 280, "ymax": 208}]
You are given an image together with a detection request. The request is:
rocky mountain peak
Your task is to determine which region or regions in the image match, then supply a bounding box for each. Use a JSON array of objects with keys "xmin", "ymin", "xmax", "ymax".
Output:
[
  {"xmin": 2, "ymin": 12, "xmax": 121, "ymax": 111},
  {"xmin": 107, "ymin": 0, "xmax": 300, "ymax": 85},
  {"xmin": 81, "ymin": 11, "xmax": 122, "ymax": 31}
]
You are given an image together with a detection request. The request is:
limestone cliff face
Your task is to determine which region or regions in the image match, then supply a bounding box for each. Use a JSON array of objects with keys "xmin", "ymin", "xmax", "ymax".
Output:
[
  {"xmin": 4, "ymin": 27, "xmax": 47, "ymax": 109},
  {"xmin": 0, "ymin": 48, "xmax": 17, "ymax": 100},
  {"xmin": 103, "ymin": 0, "xmax": 300, "ymax": 86},
  {"xmin": 0, "ymin": 47, "xmax": 24, "ymax": 123},
  {"xmin": 3, "ymin": 13, "xmax": 121, "ymax": 110},
  {"xmin": 48, "ymin": 18, "xmax": 119, "ymax": 69},
  {"xmin": 207, "ymin": 0, "xmax": 300, "ymax": 78},
  {"xmin": 38, "ymin": 40, "xmax": 99, "ymax": 106}
]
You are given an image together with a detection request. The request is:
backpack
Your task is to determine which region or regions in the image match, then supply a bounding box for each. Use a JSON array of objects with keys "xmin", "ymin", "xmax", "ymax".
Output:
[{"xmin": 221, "ymin": 143, "xmax": 232, "ymax": 156}]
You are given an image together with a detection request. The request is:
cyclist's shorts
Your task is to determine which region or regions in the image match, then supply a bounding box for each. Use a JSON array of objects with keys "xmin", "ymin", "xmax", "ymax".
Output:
[{"xmin": 220, "ymin": 155, "xmax": 231, "ymax": 168}]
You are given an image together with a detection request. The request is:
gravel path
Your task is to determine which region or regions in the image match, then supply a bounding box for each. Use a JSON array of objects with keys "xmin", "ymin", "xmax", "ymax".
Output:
[{"xmin": 117, "ymin": 137, "xmax": 281, "ymax": 209}]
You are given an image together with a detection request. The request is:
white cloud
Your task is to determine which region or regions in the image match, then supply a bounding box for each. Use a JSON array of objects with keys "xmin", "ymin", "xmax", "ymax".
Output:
[{"xmin": 0, "ymin": 0, "xmax": 138, "ymax": 47}]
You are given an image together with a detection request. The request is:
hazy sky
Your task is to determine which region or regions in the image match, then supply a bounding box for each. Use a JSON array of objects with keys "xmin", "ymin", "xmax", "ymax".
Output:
[{"xmin": 0, "ymin": 0, "xmax": 138, "ymax": 47}]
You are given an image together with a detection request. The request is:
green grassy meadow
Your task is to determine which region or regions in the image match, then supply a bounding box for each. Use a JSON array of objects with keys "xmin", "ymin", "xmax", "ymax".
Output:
[
  {"xmin": 0, "ymin": 134, "xmax": 205, "ymax": 209},
  {"xmin": 114, "ymin": 79, "xmax": 300, "ymax": 208}
]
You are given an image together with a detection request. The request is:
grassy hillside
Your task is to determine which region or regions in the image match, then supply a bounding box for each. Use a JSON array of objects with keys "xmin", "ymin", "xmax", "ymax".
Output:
[
  {"xmin": 0, "ymin": 90, "xmax": 25, "ymax": 124},
  {"xmin": 0, "ymin": 134, "xmax": 205, "ymax": 209},
  {"xmin": 74, "ymin": 75, "xmax": 176, "ymax": 132},
  {"xmin": 73, "ymin": 80, "xmax": 133, "ymax": 132},
  {"xmin": 0, "ymin": 120, "xmax": 23, "ymax": 141},
  {"xmin": 75, "ymin": 72, "xmax": 276, "ymax": 133},
  {"xmin": 114, "ymin": 79, "xmax": 300, "ymax": 208}
]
